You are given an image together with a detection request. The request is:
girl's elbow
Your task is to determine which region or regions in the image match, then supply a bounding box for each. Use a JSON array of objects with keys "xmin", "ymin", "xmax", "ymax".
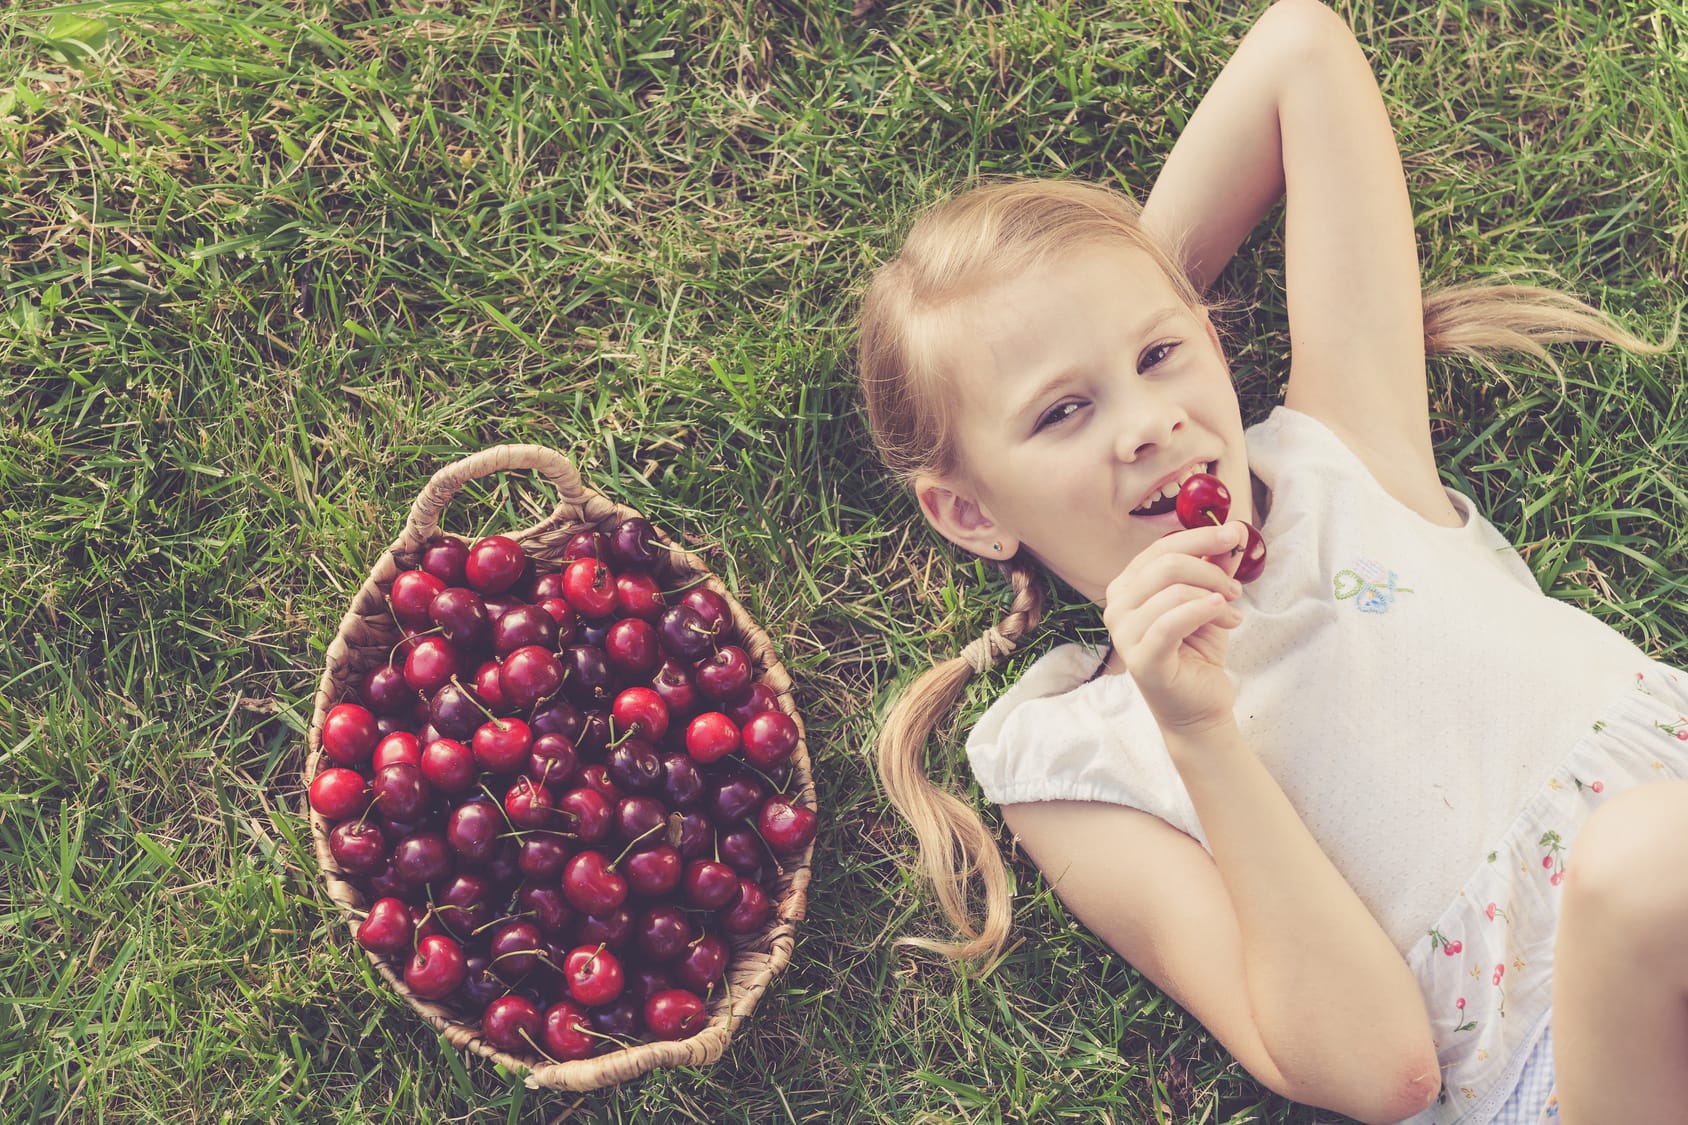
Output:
[{"xmin": 1281, "ymin": 1046, "xmax": 1442, "ymax": 1125}]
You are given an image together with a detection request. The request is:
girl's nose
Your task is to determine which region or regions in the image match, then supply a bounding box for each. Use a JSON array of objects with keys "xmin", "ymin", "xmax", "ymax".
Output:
[{"xmin": 1112, "ymin": 399, "xmax": 1184, "ymax": 464}]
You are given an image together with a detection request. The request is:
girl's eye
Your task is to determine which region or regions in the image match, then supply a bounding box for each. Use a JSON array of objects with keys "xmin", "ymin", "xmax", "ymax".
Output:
[
  {"xmin": 1035, "ymin": 400, "xmax": 1083, "ymax": 432},
  {"xmin": 1140, "ymin": 342, "xmax": 1177, "ymax": 371}
]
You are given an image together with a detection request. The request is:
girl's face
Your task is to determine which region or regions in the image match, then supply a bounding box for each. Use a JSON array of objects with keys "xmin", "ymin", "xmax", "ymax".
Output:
[{"xmin": 915, "ymin": 243, "xmax": 1251, "ymax": 603}]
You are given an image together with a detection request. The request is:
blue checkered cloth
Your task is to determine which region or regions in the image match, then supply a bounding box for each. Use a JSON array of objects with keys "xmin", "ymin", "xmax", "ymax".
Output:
[{"xmin": 1492, "ymin": 1021, "xmax": 1559, "ymax": 1124}]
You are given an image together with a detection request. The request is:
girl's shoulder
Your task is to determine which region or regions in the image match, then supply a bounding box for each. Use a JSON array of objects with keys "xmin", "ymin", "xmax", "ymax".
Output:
[{"xmin": 1253, "ymin": 404, "xmax": 1462, "ymax": 528}]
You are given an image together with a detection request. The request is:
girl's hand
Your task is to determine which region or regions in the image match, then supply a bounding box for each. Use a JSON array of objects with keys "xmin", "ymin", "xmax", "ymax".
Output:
[{"xmin": 1101, "ymin": 521, "xmax": 1248, "ymax": 734}]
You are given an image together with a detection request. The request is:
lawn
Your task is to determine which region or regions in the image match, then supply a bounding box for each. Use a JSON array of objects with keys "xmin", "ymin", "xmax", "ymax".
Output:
[{"xmin": 2, "ymin": 1, "xmax": 1684, "ymax": 1122}]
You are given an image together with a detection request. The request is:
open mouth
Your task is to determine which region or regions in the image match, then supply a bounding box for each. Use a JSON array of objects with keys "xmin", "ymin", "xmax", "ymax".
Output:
[{"xmin": 1129, "ymin": 462, "xmax": 1213, "ymax": 518}]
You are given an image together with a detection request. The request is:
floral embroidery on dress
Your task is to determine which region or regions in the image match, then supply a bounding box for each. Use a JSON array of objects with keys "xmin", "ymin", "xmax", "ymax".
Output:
[
  {"xmin": 1654, "ymin": 716, "xmax": 1688, "ymax": 740},
  {"xmin": 1333, "ymin": 557, "xmax": 1413, "ymax": 613}
]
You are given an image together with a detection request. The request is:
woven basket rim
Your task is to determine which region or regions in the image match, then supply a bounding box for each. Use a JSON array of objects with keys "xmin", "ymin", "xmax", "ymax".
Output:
[{"xmin": 304, "ymin": 444, "xmax": 815, "ymax": 1091}]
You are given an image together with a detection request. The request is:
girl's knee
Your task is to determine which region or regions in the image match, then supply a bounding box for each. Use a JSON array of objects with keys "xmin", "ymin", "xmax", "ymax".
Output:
[{"xmin": 1564, "ymin": 780, "xmax": 1688, "ymax": 947}]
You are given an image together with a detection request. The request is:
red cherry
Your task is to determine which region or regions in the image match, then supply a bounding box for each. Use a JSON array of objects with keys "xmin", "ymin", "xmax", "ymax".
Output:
[
  {"xmin": 1175, "ymin": 472, "xmax": 1231, "ymax": 529},
  {"xmin": 1234, "ymin": 523, "xmax": 1268, "ymax": 584},
  {"xmin": 682, "ymin": 858, "xmax": 739, "ymax": 911},
  {"xmin": 403, "ymin": 636, "xmax": 459, "ymax": 695},
  {"xmin": 685, "ymin": 712, "xmax": 740, "ymax": 764},
  {"xmin": 541, "ymin": 1000, "xmax": 596, "ymax": 1060},
  {"xmin": 360, "ymin": 664, "xmax": 413, "ymax": 716},
  {"xmin": 723, "ymin": 682, "xmax": 779, "ymax": 726},
  {"xmin": 613, "ymin": 571, "xmax": 666, "ymax": 621},
  {"xmin": 564, "ymin": 944, "xmax": 626, "ymax": 1006},
  {"xmin": 355, "ymin": 896, "xmax": 415, "ymax": 957},
  {"xmin": 471, "ymin": 660, "xmax": 510, "ymax": 713},
  {"xmin": 741, "ymin": 710, "xmax": 799, "ymax": 770},
  {"xmin": 472, "ymin": 718, "xmax": 532, "ymax": 775},
  {"xmin": 561, "ymin": 557, "xmax": 618, "ymax": 618},
  {"xmin": 419, "ymin": 737, "xmax": 476, "ymax": 794},
  {"xmin": 309, "ymin": 767, "xmax": 371, "ymax": 820},
  {"xmin": 404, "ymin": 934, "xmax": 467, "ymax": 999},
  {"xmin": 624, "ymin": 844, "xmax": 683, "ymax": 898},
  {"xmin": 481, "ymin": 995, "xmax": 542, "ymax": 1052},
  {"xmin": 504, "ymin": 776, "xmax": 556, "ymax": 829},
  {"xmin": 501, "ymin": 645, "xmax": 564, "ymax": 712},
  {"xmin": 556, "ymin": 786, "xmax": 613, "ymax": 844},
  {"xmin": 390, "ymin": 569, "xmax": 446, "ymax": 628},
  {"xmin": 644, "ymin": 989, "xmax": 707, "ymax": 1040},
  {"xmin": 679, "ymin": 587, "xmax": 730, "ymax": 636},
  {"xmin": 372, "ymin": 730, "xmax": 422, "ymax": 772},
  {"xmin": 695, "ymin": 645, "xmax": 753, "ymax": 703},
  {"xmin": 604, "ymin": 617, "xmax": 662, "ymax": 678},
  {"xmin": 612, "ymin": 686, "xmax": 669, "ymax": 743},
  {"xmin": 322, "ymin": 703, "xmax": 381, "ymax": 766},
  {"xmin": 758, "ymin": 795, "xmax": 818, "ymax": 854},
  {"xmin": 464, "ymin": 535, "xmax": 526, "ymax": 594},
  {"xmin": 562, "ymin": 850, "xmax": 628, "ymax": 915},
  {"xmin": 446, "ymin": 799, "xmax": 503, "ymax": 862},
  {"xmin": 488, "ymin": 919, "xmax": 545, "ymax": 982}
]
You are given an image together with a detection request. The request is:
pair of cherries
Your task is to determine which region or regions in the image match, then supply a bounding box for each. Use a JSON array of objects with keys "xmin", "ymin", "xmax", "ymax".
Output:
[{"xmin": 1174, "ymin": 473, "xmax": 1267, "ymax": 584}]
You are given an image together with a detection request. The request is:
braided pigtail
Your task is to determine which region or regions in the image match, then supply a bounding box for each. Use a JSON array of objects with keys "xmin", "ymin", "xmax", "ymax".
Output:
[{"xmin": 876, "ymin": 559, "xmax": 1045, "ymax": 962}]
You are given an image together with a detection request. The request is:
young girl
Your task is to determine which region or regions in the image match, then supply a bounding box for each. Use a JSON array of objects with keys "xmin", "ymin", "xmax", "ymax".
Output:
[{"xmin": 855, "ymin": 3, "xmax": 1686, "ymax": 1123}]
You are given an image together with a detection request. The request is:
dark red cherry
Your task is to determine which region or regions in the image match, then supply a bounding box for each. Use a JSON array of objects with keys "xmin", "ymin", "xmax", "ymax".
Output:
[
  {"xmin": 758, "ymin": 795, "xmax": 818, "ymax": 854},
  {"xmin": 674, "ymin": 932, "xmax": 728, "ymax": 992},
  {"xmin": 561, "ymin": 529, "xmax": 610, "ymax": 562},
  {"xmin": 493, "ymin": 604, "xmax": 558, "ymax": 658},
  {"xmin": 741, "ymin": 710, "xmax": 800, "ymax": 770},
  {"xmin": 644, "ymin": 989, "xmax": 707, "ymax": 1040},
  {"xmin": 481, "ymin": 995, "xmax": 542, "ymax": 1052},
  {"xmin": 624, "ymin": 844, "xmax": 682, "ymax": 898},
  {"xmin": 611, "ymin": 687, "xmax": 668, "ymax": 742},
  {"xmin": 657, "ymin": 604, "xmax": 714, "ymax": 661},
  {"xmin": 695, "ymin": 645, "xmax": 752, "ymax": 703},
  {"xmin": 604, "ymin": 617, "xmax": 662, "ymax": 677},
  {"xmin": 391, "ymin": 830, "xmax": 453, "ymax": 885},
  {"xmin": 542, "ymin": 999, "xmax": 596, "ymax": 1060},
  {"xmin": 428, "ymin": 679, "xmax": 484, "ymax": 740},
  {"xmin": 561, "ymin": 645, "xmax": 613, "ymax": 707},
  {"xmin": 679, "ymin": 587, "xmax": 730, "ymax": 637},
  {"xmin": 489, "ymin": 919, "xmax": 545, "ymax": 982},
  {"xmin": 682, "ymin": 859, "xmax": 739, "ymax": 911},
  {"xmin": 328, "ymin": 819, "xmax": 388, "ymax": 876},
  {"xmin": 635, "ymin": 904, "xmax": 693, "ymax": 961},
  {"xmin": 446, "ymin": 799, "xmax": 503, "ymax": 863},
  {"xmin": 420, "ymin": 535, "xmax": 470, "ymax": 586},
  {"xmin": 428, "ymin": 587, "xmax": 491, "ymax": 650},
  {"xmin": 721, "ymin": 878, "xmax": 773, "ymax": 935},
  {"xmin": 403, "ymin": 636, "xmax": 459, "ymax": 696},
  {"xmin": 1235, "ymin": 522, "xmax": 1269, "ymax": 584},
  {"xmin": 420, "ymin": 737, "xmax": 476, "ymax": 794},
  {"xmin": 361, "ymin": 663, "xmax": 414, "ymax": 716},
  {"xmin": 608, "ymin": 517, "xmax": 662, "ymax": 572},
  {"xmin": 371, "ymin": 762, "xmax": 430, "ymax": 822}
]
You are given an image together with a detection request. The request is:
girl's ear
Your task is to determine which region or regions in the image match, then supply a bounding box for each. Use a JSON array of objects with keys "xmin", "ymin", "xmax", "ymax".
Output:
[
  {"xmin": 914, "ymin": 475, "xmax": 1019, "ymax": 560},
  {"xmin": 1202, "ymin": 311, "xmax": 1226, "ymax": 361}
]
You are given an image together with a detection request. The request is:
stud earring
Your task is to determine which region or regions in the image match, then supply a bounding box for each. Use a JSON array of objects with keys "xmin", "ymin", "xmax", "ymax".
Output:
[{"xmin": 992, "ymin": 542, "xmax": 1002, "ymax": 553}]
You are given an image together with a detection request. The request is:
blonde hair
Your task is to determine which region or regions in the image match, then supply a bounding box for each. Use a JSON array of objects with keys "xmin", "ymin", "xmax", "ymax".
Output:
[{"xmin": 858, "ymin": 176, "xmax": 1671, "ymax": 963}]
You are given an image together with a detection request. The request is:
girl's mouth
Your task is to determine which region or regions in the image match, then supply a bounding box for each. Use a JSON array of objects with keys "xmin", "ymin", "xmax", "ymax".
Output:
[{"xmin": 1129, "ymin": 462, "xmax": 1214, "ymax": 518}]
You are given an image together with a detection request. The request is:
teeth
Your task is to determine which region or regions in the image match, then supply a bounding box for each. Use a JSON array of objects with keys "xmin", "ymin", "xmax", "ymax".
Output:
[{"xmin": 1132, "ymin": 463, "xmax": 1211, "ymax": 514}]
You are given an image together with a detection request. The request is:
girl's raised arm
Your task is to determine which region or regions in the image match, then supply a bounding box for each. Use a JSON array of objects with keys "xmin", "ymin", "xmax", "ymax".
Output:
[{"xmin": 1144, "ymin": 0, "xmax": 1451, "ymax": 521}]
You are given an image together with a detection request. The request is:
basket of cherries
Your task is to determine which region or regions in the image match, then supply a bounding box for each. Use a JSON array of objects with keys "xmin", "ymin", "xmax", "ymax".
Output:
[{"xmin": 303, "ymin": 444, "xmax": 815, "ymax": 1090}]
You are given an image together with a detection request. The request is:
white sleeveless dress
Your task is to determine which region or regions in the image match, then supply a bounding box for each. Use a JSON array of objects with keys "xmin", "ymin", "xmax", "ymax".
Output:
[{"xmin": 965, "ymin": 407, "xmax": 1688, "ymax": 1123}]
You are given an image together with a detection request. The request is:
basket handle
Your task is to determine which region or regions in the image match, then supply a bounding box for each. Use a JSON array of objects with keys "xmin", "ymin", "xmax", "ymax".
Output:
[{"xmin": 398, "ymin": 443, "xmax": 616, "ymax": 550}]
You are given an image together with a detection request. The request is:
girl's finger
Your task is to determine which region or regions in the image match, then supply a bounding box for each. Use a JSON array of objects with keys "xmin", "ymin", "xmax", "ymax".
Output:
[
  {"xmin": 1131, "ymin": 591, "xmax": 1234, "ymax": 668},
  {"xmin": 1110, "ymin": 582, "xmax": 1224, "ymax": 651},
  {"xmin": 1102, "ymin": 521, "xmax": 1247, "ymax": 607}
]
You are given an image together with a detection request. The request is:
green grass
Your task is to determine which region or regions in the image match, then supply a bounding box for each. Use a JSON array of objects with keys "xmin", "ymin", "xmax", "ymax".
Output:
[{"xmin": 2, "ymin": 0, "xmax": 1683, "ymax": 1121}]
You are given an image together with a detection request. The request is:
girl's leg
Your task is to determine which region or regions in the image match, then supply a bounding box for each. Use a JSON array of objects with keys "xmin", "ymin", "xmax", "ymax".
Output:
[{"xmin": 1551, "ymin": 778, "xmax": 1688, "ymax": 1123}]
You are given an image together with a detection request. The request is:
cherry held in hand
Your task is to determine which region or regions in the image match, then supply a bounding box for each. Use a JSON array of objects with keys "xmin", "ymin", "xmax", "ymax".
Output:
[{"xmin": 1175, "ymin": 472, "xmax": 1268, "ymax": 584}]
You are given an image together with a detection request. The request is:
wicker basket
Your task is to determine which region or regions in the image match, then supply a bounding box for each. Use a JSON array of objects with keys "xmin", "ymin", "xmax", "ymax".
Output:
[{"xmin": 303, "ymin": 444, "xmax": 814, "ymax": 1090}]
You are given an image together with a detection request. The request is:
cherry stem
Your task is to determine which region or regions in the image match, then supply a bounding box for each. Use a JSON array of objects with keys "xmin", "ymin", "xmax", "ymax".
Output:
[
  {"xmin": 451, "ymin": 675, "xmax": 506, "ymax": 728},
  {"xmin": 610, "ymin": 822, "xmax": 665, "ymax": 869},
  {"xmin": 520, "ymin": 1027, "xmax": 562, "ymax": 1064}
]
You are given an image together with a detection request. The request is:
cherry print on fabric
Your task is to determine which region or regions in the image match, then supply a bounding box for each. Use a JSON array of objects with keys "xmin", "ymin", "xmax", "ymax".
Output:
[{"xmin": 1402, "ymin": 665, "xmax": 1688, "ymax": 1124}]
